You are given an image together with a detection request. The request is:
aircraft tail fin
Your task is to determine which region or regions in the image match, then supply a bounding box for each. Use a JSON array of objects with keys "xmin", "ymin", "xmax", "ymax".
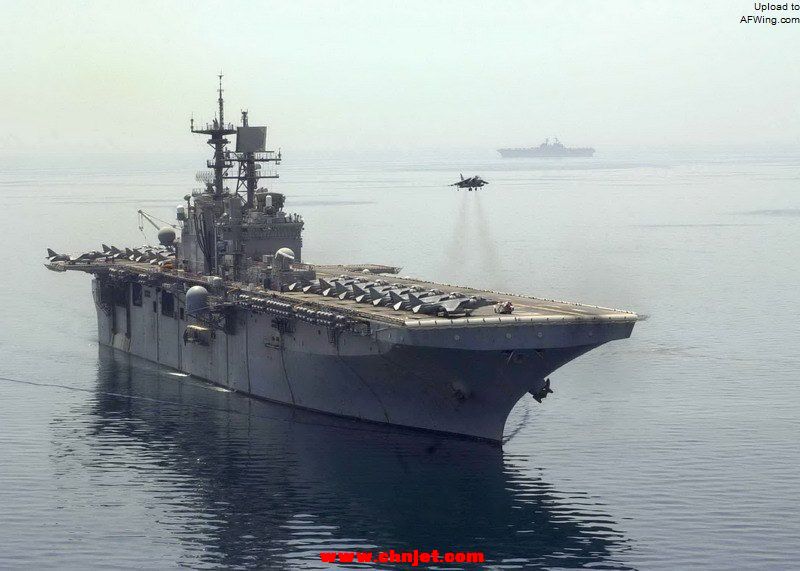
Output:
[
  {"xmin": 369, "ymin": 287, "xmax": 387, "ymax": 305},
  {"xmin": 352, "ymin": 283, "xmax": 368, "ymax": 302},
  {"xmin": 336, "ymin": 282, "xmax": 351, "ymax": 300},
  {"xmin": 318, "ymin": 278, "xmax": 333, "ymax": 296},
  {"xmin": 47, "ymin": 248, "xmax": 57, "ymax": 258}
]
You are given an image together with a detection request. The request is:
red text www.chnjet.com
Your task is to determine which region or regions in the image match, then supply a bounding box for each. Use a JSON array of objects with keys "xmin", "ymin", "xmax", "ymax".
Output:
[{"xmin": 320, "ymin": 549, "xmax": 485, "ymax": 566}]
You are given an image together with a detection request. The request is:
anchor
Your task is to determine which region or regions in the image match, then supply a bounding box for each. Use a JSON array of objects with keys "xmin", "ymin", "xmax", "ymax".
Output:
[{"xmin": 531, "ymin": 378, "xmax": 553, "ymax": 403}]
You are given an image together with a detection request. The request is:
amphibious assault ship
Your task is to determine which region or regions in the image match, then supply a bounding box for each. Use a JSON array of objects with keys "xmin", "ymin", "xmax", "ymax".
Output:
[
  {"xmin": 498, "ymin": 138, "xmax": 595, "ymax": 158},
  {"xmin": 46, "ymin": 79, "xmax": 636, "ymax": 443}
]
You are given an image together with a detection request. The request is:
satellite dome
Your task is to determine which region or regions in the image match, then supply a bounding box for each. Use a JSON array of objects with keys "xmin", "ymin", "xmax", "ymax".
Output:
[
  {"xmin": 275, "ymin": 247, "xmax": 295, "ymax": 261},
  {"xmin": 274, "ymin": 247, "xmax": 295, "ymax": 270},
  {"xmin": 185, "ymin": 285, "xmax": 209, "ymax": 314},
  {"xmin": 158, "ymin": 227, "xmax": 176, "ymax": 246}
]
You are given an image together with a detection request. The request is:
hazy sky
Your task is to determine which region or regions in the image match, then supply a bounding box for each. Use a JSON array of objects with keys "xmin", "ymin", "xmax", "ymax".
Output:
[{"xmin": 2, "ymin": 0, "xmax": 799, "ymax": 153}]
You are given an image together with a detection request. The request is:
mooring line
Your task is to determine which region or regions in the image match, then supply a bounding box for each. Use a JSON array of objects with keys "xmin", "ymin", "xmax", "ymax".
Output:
[{"xmin": 0, "ymin": 374, "xmax": 444, "ymax": 440}]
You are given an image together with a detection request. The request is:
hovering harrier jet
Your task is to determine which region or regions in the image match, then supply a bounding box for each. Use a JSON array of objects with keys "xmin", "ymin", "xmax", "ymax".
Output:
[{"xmin": 450, "ymin": 174, "xmax": 488, "ymax": 191}]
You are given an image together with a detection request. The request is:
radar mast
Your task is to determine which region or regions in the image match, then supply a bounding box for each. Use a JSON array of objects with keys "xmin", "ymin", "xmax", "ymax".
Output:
[
  {"xmin": 191, "ymin": 73, "xmax": 236, "ymax": 197},
  {"xmin": 191, "ymin": 75, "xmax": 281, "ymax": 207},
  {"xmin": 225, "ymin": 110, "xmax": 281, "ymax": 208}
]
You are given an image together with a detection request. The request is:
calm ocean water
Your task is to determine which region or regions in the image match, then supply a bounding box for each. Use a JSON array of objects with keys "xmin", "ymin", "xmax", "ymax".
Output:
[{"xmin": 1, "ymin": 147, "xmax": 798, "ymax": 569}]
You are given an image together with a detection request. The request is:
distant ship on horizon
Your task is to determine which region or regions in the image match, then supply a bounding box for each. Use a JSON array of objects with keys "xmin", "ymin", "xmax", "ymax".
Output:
[{"xmin": 498, "ymin": 138, "xmax": 595, "ymax": 158}]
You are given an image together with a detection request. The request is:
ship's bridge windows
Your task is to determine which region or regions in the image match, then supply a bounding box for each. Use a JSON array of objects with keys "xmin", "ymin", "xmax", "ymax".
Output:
[
  {"xmin": 131, "ymin": 283, "xmax": 143, "ymax": 307},
  {"xmin": 161, "ymin": 291, "xmax": 175, "ymax": 318}
]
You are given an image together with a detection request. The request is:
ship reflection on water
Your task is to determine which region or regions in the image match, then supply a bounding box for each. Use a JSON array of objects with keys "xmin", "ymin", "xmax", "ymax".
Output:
[{"xmin": 68, "ymin": 348, "xmax": 631, "ymax": 569}]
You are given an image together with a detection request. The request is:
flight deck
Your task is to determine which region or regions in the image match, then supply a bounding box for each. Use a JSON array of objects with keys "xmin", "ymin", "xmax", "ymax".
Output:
[{"xmin": 49, "ymin": 259, "xmax": 638, "ymax": 329}]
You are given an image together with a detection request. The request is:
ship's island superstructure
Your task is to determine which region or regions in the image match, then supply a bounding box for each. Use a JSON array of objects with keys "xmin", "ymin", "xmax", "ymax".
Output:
[
  {"xmin": 46, "ymin": 79, "xmax": 636, "ymax": 443},
  {"xmin": 498, "ymin": 138, "xmax": 595, "ymax": 158}
]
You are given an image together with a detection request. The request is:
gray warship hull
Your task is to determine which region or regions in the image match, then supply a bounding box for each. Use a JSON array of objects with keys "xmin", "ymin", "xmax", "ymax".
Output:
[
  {"xmin": 498, "ymin": 147, "xmax": 595, "ymax": 158},
  {"xmin": 46, "ymin": 79, "xmax": 637, "ymax": 444},
  {"xmin": 83, "ymin": 267, "xmax": 635, "ymax": 443}
]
